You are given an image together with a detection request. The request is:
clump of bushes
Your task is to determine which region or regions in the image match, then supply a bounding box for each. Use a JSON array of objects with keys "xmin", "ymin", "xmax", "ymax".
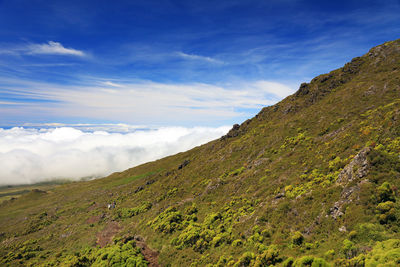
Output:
[
  {"xmin": 115, "ymin": 201, "xmax": 152, "ymax": 219},
  {"xmin": 234, "ymin": 252, "xmax": 255, "ymax": 267},
  {"xmin": 364, "ymin": 239, "xmax": 400, "ymax": 266},
  {"xmin": 228, "ymin": 167, "xmax": 246, "ymax": 176},
  {"xmin": 280, "ymin": 131, "xmax": 311, "ymax": 151},
  {"xmin": 341, "ymin": 239, "xmax": 357, "ymax": 259},
  {"xmin": 377, "ymin": 182, "xmax": 395, "ymax": 202},
  {"xmin": 147, "ymin": 207, "xmax": 184, "ymax": 233},
  {"xmin": 149, "ymin": 197, "xmax": 256, "ymax": 254},
  {"xmin": 253, "ymin": 245, "xmax": 282, "ymax": 266},
  {"xmin": 167, "ymin": 187, "xmax": 178, "ymax": 197},
  {"xmin": 335, "ymin": 239, "xmax": 400, "ymax": 266},
  {"xmin": 25, "ymin": 211, "xmax": 53, "ymax": 234},
  {"xmin": 376, "ymin": 201, "xmax": 396, "ymax": 224},
  {"xmin": 293, "ymin": 256, "xmax": 329, "ymax": 266},
  {"xmin": 36, "ymin": 240, "xmax": 148, "ymax": 266},
  {"xmin": 374, "ymin": 182, "xmax": 398, "ymax": 224}
]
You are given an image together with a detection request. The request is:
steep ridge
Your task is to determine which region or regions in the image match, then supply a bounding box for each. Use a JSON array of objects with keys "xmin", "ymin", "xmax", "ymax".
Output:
[{"xmin": 1, "ymin": 39, "xmax": 400, "ymax": 266}]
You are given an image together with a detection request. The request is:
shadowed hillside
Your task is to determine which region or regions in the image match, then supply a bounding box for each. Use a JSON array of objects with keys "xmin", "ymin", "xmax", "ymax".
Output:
[{"xmin": 1, "ymin": 39, "xmax": 400, "ymax": 266}]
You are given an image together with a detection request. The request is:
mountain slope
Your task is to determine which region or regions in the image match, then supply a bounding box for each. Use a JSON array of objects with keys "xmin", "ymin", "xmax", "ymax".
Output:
[{"xmin": 1, "ymin": 39, "xmax": 400, "ymax": 266}]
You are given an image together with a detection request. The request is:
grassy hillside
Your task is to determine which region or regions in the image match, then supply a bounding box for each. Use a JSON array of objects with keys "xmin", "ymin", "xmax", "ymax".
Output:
[{"xmin": 1, "ymin": 39, "xmax": 400, "ymax": 266}]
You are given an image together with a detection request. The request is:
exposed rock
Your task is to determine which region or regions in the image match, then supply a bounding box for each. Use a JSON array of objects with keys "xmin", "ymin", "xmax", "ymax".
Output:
[
  {"xmin": 295, "ymin": 82, "xmax": 310, "ymax": 96},
  {"xmin": 250, "ymin": 158, "xmax": 268, "ymax": 168},
  {"xmin": 178, "ymin": 160, "xmax": 190, "ymax": 170},
  {"xmin": 220, "ymin": 124, "xmax": 241, "ymax": 140},
  {"xmin": 363, "ymin": 85, "xmax": 377, "ymax": 96},
  {"xmin": 330, "ymin": 185, "xmax": 361, "ymax": 219},
  {"xmin": 337, "ymin": 147, "xmax": 370, "ymax": 185},
  {"xmin": 31, "ymin": 189, "xmax": 47, "ymax": 194},
  {"xmin": 134, "ymin": 235, "xmax": 143, "ymax": 241},
  {"xmin": 146, "ymin": 179, "xmax": 155, "ymax": 185},
  {"xmin": 134, "ymin": 186, "xmax": 144, "ymax": 193},
  {"xmin": 342, "ymin": 57, "xmax": 364, "ymax": 75},
  {"xmin": 283, "ymin": 104, "xmax": 297, "ymax": 114}
]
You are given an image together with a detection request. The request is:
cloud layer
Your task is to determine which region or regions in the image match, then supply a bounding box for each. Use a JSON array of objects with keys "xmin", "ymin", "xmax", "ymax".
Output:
[
  {"xmin": 0, "ymin": 125, "xmax": 229, "ymax": 186},
  {"xmin": 0, "ymin": 78, "xmax": 295, "ymax": 126}
]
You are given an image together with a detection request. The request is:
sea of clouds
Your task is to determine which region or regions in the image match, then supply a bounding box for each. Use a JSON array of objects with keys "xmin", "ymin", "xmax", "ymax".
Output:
[{"xmin": 0, "ymin": 125, "xmax": 230, "ymax": 186}]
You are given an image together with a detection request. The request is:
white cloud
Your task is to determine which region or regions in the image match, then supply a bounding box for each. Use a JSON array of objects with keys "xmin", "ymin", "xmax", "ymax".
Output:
[
  {"xmin": 0, "ymin": 41, "xmax": 85, "ymax": 57},
  {"xmin": 0, "ymin": 78, "xmax": 295, "ymax": 124},
  {"xmin": 27, "ymin": 41, "xmax": 85, "ymax": 56},
  {"xmin": 0, "ymin": 101, "xmax": 20, "ymax": 105},
  {"xmin": 102, "ymin": 81, "xmax": 123, "ymax": 87},
  {"xmin": 176, "ymin": 51, "xmax": 223, "ymax": 64},
  {"xmin": 0, "ymin": 125, "xmax": 229, "ymax": 186},
  {"xmin": 248, "ymin": 80, "xmax": 296, "ymax": 99}
]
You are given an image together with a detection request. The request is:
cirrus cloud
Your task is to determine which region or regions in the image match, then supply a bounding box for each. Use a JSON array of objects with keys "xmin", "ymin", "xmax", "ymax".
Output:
[
  {"xmin": 0, "ymin": 77, "xmax": 295, "ymax": 126},
  {"xmin": 0, "ymin": 41, "xmax": 86, "ymax": 57}
]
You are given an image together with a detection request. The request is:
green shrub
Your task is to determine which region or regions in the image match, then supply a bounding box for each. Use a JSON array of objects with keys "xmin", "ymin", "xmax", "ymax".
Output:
[
  {"xmin": 229, "ymin": 167, "xmax": 246, "ymax": 176},
  {"xmin": 235, "ymin": 252, "xmax": 255, "ymax": 267},
  {"xmin": 294, "ymin": 256, "xmax": 329, "ymax": 267},
  {"xmin": 376, "ymin": 201, "xmax": 396, "ymax": 224},
  {"xmin": 53, "ymin": 240, "xmax": 148, "ymax": 267},
  {"xmin": 294, "ymin": 255, "xmax": 314, "ymax": 266},
  {"xmin": 215, "ymin": 255, "xmax": 233, "ymax": 267},
  {"xmin": 364, "ymin": 239, "xmax": 400, "ymax": 266},
  {"xmin": 348, "ymin": 230, "xmax": 357, "ymax": 240},
  {"xmin": 292, "ymin": 231, "xmax": 304, "ymax": 246},
  {"xmin": 116, "ymin": 201, "xmax": 152, "ymax": 219},
  {"xmin": 310, "ymin": 258, "xmax": 329, "ymax": 267},
  {"xmin": 324, "ymin": 249, "xmax": 335, "ymax": 260},
  {"xmin": 354, "ymin": 223, "xmax": 386, "ymax": 242},
  {"xmin": 328, "ymin": 156, "xmax": 345, "ymax": 171},
  {"xmin": 253, "ymin": 245, "xmax": 281, "ymax": 266},
  {"xmin": 167, "ymin": 187, "xmax": 178, "ymax": 197},
  {"xmin": 341, "ymin": 239, "xmax": 357, "ymax": 259},
  {"xmin": 283, "ymin": 257, "xmax": 294, "ymax": 267},
  {"xmin": 147, "ymin": 207, "xmax": 183, "ymax": 233},
  {"xmin": 232, "ymin": 239, "xmax": 243, "ymax": 247},
  {"xmin": 377, "ymin": 182, "xmax": 395, "ymax": 202},
  {"xmin": 185, "ymin": 204, "xmax": 198, "ymax": 215}
]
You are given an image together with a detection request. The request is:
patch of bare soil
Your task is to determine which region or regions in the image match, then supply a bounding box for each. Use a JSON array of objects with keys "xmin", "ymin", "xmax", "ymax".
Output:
[
  {"xmin": 136, "ymin": 238, "xmax": 159, "ymax": 267},
  {"xmin": 86, "ymin": 214, "xmax": 104, "ymax": 224},
  {"xmin": 96, "ymin": 221, "xmax": 121, "ymax": 247}
]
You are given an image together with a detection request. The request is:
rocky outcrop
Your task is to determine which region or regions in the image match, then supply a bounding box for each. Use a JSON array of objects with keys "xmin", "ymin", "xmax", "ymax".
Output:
[
  {"xmin": 220, "ymin": 124, "xmax": 241, "ymax": 140},
  {"xmin": 330, "ymin": 185, "xmax": 360, "ymax": 220},
  {"xmin": 329, "ymin": 148, "xmax": 371, "ymax": 219},
  {"xmin": 337, "ymin": 147, "xmax": 370, "ymax": 185},
  {"xmin": 178, "ymin": 160, "xmax": 190, "ymax": 170}
]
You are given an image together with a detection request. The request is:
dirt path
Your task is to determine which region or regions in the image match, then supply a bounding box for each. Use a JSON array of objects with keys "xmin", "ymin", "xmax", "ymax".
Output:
[{"xmin": 136, "ymin": 238, "xmax": 160, "ymax": 267}]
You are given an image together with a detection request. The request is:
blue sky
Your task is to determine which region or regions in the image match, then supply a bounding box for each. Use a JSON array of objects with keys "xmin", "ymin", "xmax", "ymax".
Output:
[{"xmin": 1, "ymin": 0, "xmax": 400, "ymax": 127}]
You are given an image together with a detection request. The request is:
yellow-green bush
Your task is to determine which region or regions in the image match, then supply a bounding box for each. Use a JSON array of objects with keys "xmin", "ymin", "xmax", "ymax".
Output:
[
  {"xmin": 147, "ymin": 207, "xmax": 184, "ymax": 233},
  {"xmin": 292, "ymin": 231, "xmax": 304, "ymax": 246}
]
